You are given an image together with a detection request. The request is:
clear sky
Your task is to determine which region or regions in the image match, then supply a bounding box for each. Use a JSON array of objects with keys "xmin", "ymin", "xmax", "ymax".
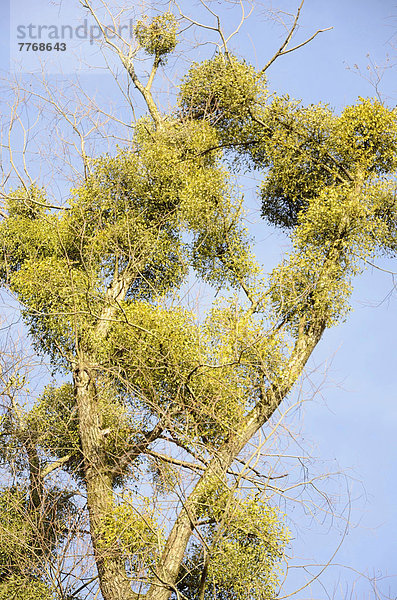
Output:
[{"xmin": 0, "ymin": 1, "xmax": 396, "ymax": 598}]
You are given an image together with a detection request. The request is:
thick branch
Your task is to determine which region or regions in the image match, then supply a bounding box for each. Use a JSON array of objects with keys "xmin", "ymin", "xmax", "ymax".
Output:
[
  {"xmin": 94, "ymin": 271, "xmax": 133, "ymax": 340},
  {"xmin": 25, "ymin": 441, "xmax": 45, "ymax": 513},
  {"xmin": 119, "ymin": 54, "xmax": 163, "ymax": 127},
  {"xmin": 110, "ymin": 422, "xmax": 164, "ymax": 477},
  {"xmin": 146, "ymin": 313, "xmax": 324, "ymax": 600},
  {"xmin": 146, "ymin": 449, "xmax": 204, "ymax": 473},
  {"xmin": 41, "ymin": 454, "xmax": 73, "ymax": 479}
]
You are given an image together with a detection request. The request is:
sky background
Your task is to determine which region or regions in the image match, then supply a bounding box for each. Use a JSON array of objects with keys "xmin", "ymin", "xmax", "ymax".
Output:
[{"xmin": 0, "ymin": 1, "xmax": 396, "ymax": 599}]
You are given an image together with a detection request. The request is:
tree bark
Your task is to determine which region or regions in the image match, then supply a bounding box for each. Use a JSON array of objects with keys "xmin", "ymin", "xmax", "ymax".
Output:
[{"xmin": 74, "ymin": 361, "xmax": 138, "ymax": 600}]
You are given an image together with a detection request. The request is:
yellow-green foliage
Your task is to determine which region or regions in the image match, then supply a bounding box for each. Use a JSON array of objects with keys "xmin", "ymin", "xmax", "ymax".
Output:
[
  {"xmin": 366, "ymin": 180, "xmax": 397, "ymax": 254},
  {"xmin": 0, "ymin": 489, "xmax": 54, "ymax": 599},
  {"xmin": 179, "ymin": 53, "xmax": 267, "ymax": 124},
  {"xmin": 179, "ymin": 53, "xmax": 268, "ymax": 155},
  {"xmin": 204, "ymin": 297, "xmax": 285, "ymax": 394},
  {"xmin": 260, "ymin": 98, "xmax": 397, "ymax": 229},
  {"xmin": 259, "ymin": 100, "xmax": 337, "ymax": 228},
  {"xmin": 27, "ymin": 384, "xmax": 80, "ymax": 467},
  {"xmin": 207, "ymin": 495, "xmax": 289, "ymax": 600},
  {"xmin": 335, "ymin": 98, "xmax": 397, "ymax": 174},
  {"xmin": 98, "ymin": 297, "xmax": 283, "ymax": 446},
  {"xmin": 0, "ymin": 576, "xmax": 52, "ymax": 600},
  {"xmin": 0, "ymin": 489, "xmax": 34, "ymax": 574},
  {"xmin": 181, "ymin": 490, "xmax": 290, "ymax": 600},
  {"xmin": 100, "ymin": 493, "xmax": 163, "ymax": 573},
  {"xmin": 0, "ymin": 117, "xmax": 256, "ymax": 364},
  {"xmin": 1, "ymin": 37, "xmax": 397, "ymax": 600},
  {"xmin": 11, "ymin": 256, "xmax": 95, "ymax": 360},
  {"xmin": 181, "ymin": 57, "xmax": 397, "ymax": 232},
  {"xmin": 0, "ymin": 187, "xmax": 58, "ymax": 279},
  {"xmin": 134, "ymin": 13, "xmax": 178, "ymax": 59},
  {"xmin": 99, "ymin": 301, "xmax": 240, "ymax": 444}
]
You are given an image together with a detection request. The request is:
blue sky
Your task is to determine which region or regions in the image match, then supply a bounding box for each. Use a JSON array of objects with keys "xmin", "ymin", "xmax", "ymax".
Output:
[{"xmin": 0, "ymin": 1, "xmax": 396, "ymax": 598}]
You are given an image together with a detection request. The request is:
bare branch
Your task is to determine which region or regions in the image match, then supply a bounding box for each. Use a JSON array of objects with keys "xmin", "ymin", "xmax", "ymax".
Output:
[{"xmin": 261, "ymin": 0, "xmax": 332, "ymax": 73}]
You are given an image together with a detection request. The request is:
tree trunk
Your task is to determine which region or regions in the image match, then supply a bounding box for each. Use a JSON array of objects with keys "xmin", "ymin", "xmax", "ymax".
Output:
[{"xmin": 74, "ymin": 361, "xmax": 137, "ymax": 600}]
